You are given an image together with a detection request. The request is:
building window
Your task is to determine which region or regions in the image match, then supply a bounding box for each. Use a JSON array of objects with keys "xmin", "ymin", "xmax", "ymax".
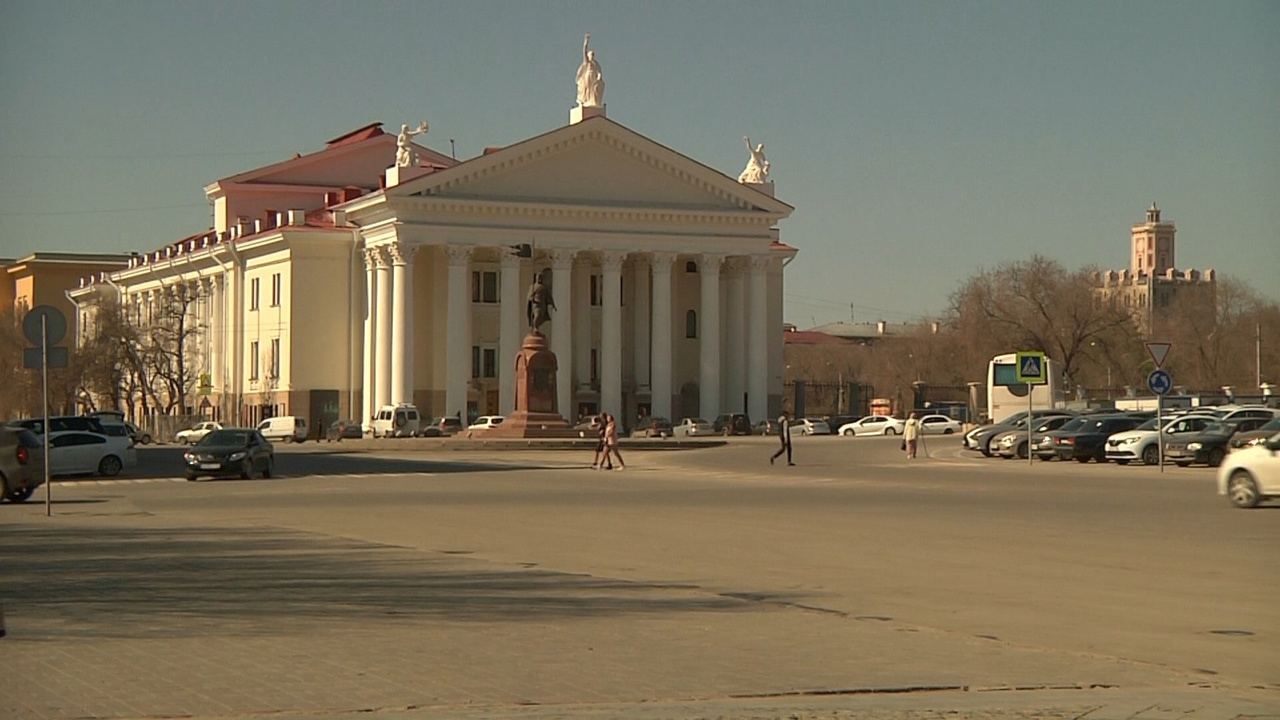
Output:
[
  {"xmin": 249, "ymin": 341, "xmax": 259, "ymax": 380},
  {"xmin": 472, "ymin": 346, "xmax": 480, "ymax": 379},
  {"xmin": 590, "ymin": 274, "xmax": 602, "ymax": 306},
  {"xmin": 270, "ymin": 338, "xmax": 280, "ymax": 378},
  {"xmin": 590, "ymin": 348, "xmax": 599, "ymax": 383},
  {"xmin": 471, "ymin": 270, "xmax": 498, "ymax": 304},
  {"xmin": 482, "ymin": 348, "xmax": 496, "ymax": 378},
  {"xmin": 685, "ymin": 261, "xmax": 698, "ymax": 273},
  {"xmin": 250, "ymin": 277, "xmax": 260, "ymax": 311},
  {"xmin": 685, "ymin": 309, "xmax": 698, "ymax": 338},
  {"xmin": 270, "ymin": 273, "xmax": 281, "ymax": 307}
]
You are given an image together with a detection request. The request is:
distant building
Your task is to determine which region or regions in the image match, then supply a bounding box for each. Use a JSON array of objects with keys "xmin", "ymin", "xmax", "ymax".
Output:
[
  {"xmin": 1092, "ymin": 203, "xmax": 1216, "ymax": 334},
  {"xmin": 3, "ymin": 251, "xmax": 133, "ymax": 330}
]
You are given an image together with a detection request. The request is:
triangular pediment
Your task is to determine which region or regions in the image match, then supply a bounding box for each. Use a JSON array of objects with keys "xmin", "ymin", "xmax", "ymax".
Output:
[{"xmin": 386, "ymin": 117, "xmax": 792, "ymax": 217}]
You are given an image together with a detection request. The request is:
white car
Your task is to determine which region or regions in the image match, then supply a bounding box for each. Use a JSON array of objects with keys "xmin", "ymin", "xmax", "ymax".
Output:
[
  {"xmin": 796, "ymin": 418, "xmax": 831, "ymax": 436},
  {"xmin": 917, "ymin": 414, "xmax": 963, "ymax": 435},
  {"xmin": 1216, "ymin": 432, "xmax": 1280, "ymax": 508},
  {"xmin": 838, "ymin": 415, "xmax": 906, "ymax": 436},
  {"xmin": 1104, "ymin": 414, "xmax": 1217, "ymax": 466},
  {"xmin": 673, "ymin": 418, "xmax": 712, "ymax": 437},
  {"xmin": 467, "ymin": 416, "xmax": 505, "ymax": 432},
  {"xmin": 47, "ymin": 430, "xmax": 136, "ymax": 477},
  {"xmin": 176, "ymin": 421, "xmax": 222, "ymax": 445}
]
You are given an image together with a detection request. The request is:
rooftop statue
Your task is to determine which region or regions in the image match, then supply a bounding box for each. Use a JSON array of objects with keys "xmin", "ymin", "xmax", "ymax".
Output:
[
  {"xmin": 575, "ymin": 33, "xmax": 605, "ymax": 108},
  {"xmin": 395, "ymin": 121, "xmax": 429, "ymax": 168},
  {"xmin": 738, "ymin": 135, "xmax": 770, "ymax": 184}
]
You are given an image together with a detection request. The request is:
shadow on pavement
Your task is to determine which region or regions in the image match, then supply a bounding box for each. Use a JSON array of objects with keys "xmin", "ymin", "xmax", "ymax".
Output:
[
  {"xmin": 0, "ymin": 524, "xmax": 760, "ymax": 639},
  {"xmin": 115, "ymin": 446, "xmax": 564, "ymax": 479}
]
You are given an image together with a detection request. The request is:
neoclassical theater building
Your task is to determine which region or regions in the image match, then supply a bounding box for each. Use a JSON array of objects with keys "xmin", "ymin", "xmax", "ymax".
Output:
[{"xmin": 72, "ymin": 70, "xmax": 795, "ymax": 433}]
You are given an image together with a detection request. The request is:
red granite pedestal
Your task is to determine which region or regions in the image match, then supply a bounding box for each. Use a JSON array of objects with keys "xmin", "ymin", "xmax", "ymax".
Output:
[{"xmin": 484, "ymin": 333, "xmax": 578, "ymax": 438}]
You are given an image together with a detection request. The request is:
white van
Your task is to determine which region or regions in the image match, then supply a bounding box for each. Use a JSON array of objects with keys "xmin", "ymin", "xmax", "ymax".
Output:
[
  {"xmin": 256, "ymin": 416, "xmax": 308, "ymax": 443},
  {"xmin": 371, "ymin": 404, "xmax": 421, "ymax": 438}
]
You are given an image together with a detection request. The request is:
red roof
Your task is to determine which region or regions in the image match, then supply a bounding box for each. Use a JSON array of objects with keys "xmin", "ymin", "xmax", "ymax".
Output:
[{"xmin": 326, "ymin": 123, "xmax": 385, "ymax": 147}]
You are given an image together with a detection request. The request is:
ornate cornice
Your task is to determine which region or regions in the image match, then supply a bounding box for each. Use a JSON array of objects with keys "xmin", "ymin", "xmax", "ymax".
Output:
[
  {"xmin": 394, "ymin": 196, "xmax": 780, "ymax": 228},
  {"xmin": 444, "ymin": 245, "xmax": 473, "ymax": 267},
  {"xmin": 599, "ymin": 251, "xmax": 627, "ymax": 272},
  {"xmin": 697, "ymin": 254, "xmax": 726, "ymax": 275}
]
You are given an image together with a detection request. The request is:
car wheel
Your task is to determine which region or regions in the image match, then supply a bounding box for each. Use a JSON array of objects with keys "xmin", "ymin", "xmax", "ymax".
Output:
[
  {"xmin": 1075, "ymin": 456, "xmax": 1091, "ymax": 464},
  {"xmin": 1227, "ymin": 470, "xmax": 1261, "ymax": 508},
  {"xmin": 1016, "ymin": 442, "xmax": 1028, "ymax": 460},
  {"xmin": 843, "ymin": 429, "xmax": 854, "ymax": 436},
  {"xmin": 240, "ymin": 460, "xmax": 254, "ymax": 480},
  {"xmin": 1207, "ymin": 448, "xmax": 1226, "ymax": 467},
  {"xmin": 1141, "ymin": 445, "xmax": 1160, "ymax": 466},
  {"xmin": 7, "ymin": 486, "xmax": 35, "ymax": 503},
  {"xmin": 943, "ymin": 428, "xmax": 955, "ymax": 435},
  {"xmin": 186, "ymin": 472, "xmax": 198, "ymax": 482},
  {"xmin": 98, "ymin": 455, "xmax": 123, "ymax": 477},
  {"xmin": 1114, "ymin": 459, "xmax": 1129, "ymax": 465},
  {"xmin": 262, "ymin": 457, "xmax": 274, "ymax": 479},
  {"xmin": 140, "ymin": 434, "xmax": 152, "ymax": 445},
  {"xmin": 1175, "ymin": 461, "xmax": 1191, "ymax": 468}
]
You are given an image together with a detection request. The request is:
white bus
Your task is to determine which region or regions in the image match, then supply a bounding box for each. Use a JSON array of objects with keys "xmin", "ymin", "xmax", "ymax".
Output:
[{"xmin": 987, "ymin": 352, "xmax": 1065, "ymax": 423}]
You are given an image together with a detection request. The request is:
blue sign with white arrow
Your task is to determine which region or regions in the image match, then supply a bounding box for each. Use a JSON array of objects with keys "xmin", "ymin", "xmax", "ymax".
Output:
[{"xmin": 1147, "ymin": 369, "xmax": 1173, "ymax": 396}]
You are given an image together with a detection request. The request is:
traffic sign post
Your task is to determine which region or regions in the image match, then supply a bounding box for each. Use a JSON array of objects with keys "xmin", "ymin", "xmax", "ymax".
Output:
[
  {"xmin": 1015, "ymin": 352, "xmax": 1048, "ymax": 467},
  {"xmin": 23, "ymin": 305, "xmax": 68, "ymax": 517},
  {"xmin": 1148, "ymin": 368, "xmax": 1174, "ymax": 475}
]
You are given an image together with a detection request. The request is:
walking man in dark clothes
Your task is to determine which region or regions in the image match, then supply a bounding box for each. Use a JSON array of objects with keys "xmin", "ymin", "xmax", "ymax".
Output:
[{"xmin": 770, "ymin": 411, "xmax": 794, "ymax": 466}]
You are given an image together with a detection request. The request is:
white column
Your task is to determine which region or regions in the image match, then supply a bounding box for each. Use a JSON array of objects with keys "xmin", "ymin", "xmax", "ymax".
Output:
[
  {"xmin": 361, "ymin": 248, "xmax": 378, "ymax": 428},
  {"xmin": 698, "ymin": 253, "xmax": 724, "ymax": 420},
  {"xmin": 601, "ymin": 251, "xmax": 625, "ymax": 421},
  {"xmin": 547, "ymin": 249, "xmax": 575, "ymax": 417},
  {"xmin": 375, "ymin": 248, "xmax": 393, "ymax": 411},
  {"xmin": 445, "ymin": 245, "xmax": 472, "ymax": 420},
  {"xmin": 747, "ymin": 255, "xmax": 770, "ymax": 423},
  {"xmin": 725, "ymin": 258, "xmax": 746, "ymax": 414},
  {"xmin": 649, "ymin": 252, "xmax": 676, "ymax": 421},
  {"xmin": 632, "ymin": 257, "xmax": 650, "ymax": 394},
  {"xmin": 498, "ymin": 252, "xmax": 522, "ymax": 415},
  {"xmin": 210, "ymin": 275, "xmax": 224, "ymax": 393},
  {"xmin": 389, "ymin": 242, "xmax": 414, "ymax": 405},
  {"xmin": 573, "ymin": 262, "xmax": 592, "ymax": 393}
]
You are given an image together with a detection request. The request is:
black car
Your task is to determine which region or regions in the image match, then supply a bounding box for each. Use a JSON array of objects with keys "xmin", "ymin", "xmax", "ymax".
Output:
[
  {"xmin": 631, "ymin": 417, "xmax": 674, "ymax": 438},
  {"xmin": 183, "ymin": 428, "xmax": 275, "ymax": 481},
  {"xmin": 1043, "ymin": 414, "xmax": 1145, "ymax": 463},
  {"xmin": 712, "ymin": 413, "xmax": 752, "ymax": 436},
  {"xmin": 7, "ymin": 415, "xmax": 108, "ymax": 436},
  {"xmin": 1230, "ymin": 416, "xmax": 1280, "ymax": 450},
  {"xmin": 326, "ymin": 420, "xmax": 364, "ymax": 441},
  {"xmin": 969, "ymin": 410, "xmax": 1074, "ymax": 457},
  {"xmin": 1164, "ymin": 421, "xmax": 1240, "ymax": 467}
]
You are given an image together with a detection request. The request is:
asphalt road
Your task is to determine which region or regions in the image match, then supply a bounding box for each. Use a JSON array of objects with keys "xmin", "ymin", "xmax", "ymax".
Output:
[{"xmin": 4, "ymin": 433, "xmax": 1277, "ymax": 718}]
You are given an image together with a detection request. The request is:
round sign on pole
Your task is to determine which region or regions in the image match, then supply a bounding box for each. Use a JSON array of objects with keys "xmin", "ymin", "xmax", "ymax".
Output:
[
  {"xmin": 22, "ymin": 305, "xmax": 68, "ymax": 346},
  {"xmin": 1147, "ymin": 369, "xmax": 1173, "ymax": 396}
]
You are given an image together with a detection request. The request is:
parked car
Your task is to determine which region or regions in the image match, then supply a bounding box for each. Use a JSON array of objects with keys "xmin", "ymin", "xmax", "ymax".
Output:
[
  {"xmin": 1042, "ymin": 414, "xmax": 1145, "ymax": 463},
  {"xmin": 1230, "ymin": 417, "xmax": 1280, "ymax": 450},
  {"xmin": 573, "ymin": 416, "xmax": 603, "ymax": 438},
  {"xmin": 426, "ymin": 416, "xmax": 465, "ymax": 436},
  {"xmin": 796, "ymin": 418, "xmax": 831, "ymax": 436},
  {"xmin": 46, "ymin": 430, "xmax": 136, "ymax": 477},
  {"xmin": 257, "ymin": 416, "xmax": 309, "ymax": 443},
  {"xmin": 7, "ymin": 415, "xmax": 108, "ymax": 436},
  {"xmin": 965, "ymin": 410, "xmax": 1075, "ymax": 457},
  {"xmin": 825, "ymin": 416, "xmax": 859, "ymax": 434},
  {"xmin": 917, "ymin": 414, "xmax": 962, "ymax": 435},
  {"xmin": 1104, "ymin": 414, "xmax": 1219, "ymax": 466},
  {"xmin": 326, "ymin": 420, "xmax": 364, "ymax": 442},
  {"xmin": 754, "ymin": 419, "xmax": 781, "ymax": 436},
  {"xmin": 1216, "ymin": 432, "xmax": 1280, "ymax": 508},
  {"xmin": 994, "ymin": 415, "xmax": 1076, "ymax": 459},
  {"xmin": 0, "ymin": 426, "xmax": 44, "ymax": 502},
  {"xmin": 176, "ymin": 421, "xmax": 223, "ymax": 445},
  {"xmin": 183, "ymin": 428, "xmax": 275, "ymax": 481},
  {"xmin": 838, "ymin": 415, "xmax": 906, "ymax": 437},
  {"xmin": 672, "ymin": 417, "xmax": 712, "ymax": 437},
  {"xmin": 712, "ymin": 413, "xmax": 752, "ymax": 436},
  {"xmin": 87, "ymin": 411, "xmax": 152, "ymax": 445},
  {"xmin": 1164, "ymin": 422, "xmax": 1242, "ymax": 467},
  {"xmin": 468, "ymin": 415, "xmax": 505, "ymax": 432},
  {"xmin": 632, "ymin": 417, "xmax": 674, "ymax": 438},
  {"xmin": 369, "ymin": 404, "xmax": 421, "ymax": 438},
  {"xmin": 1217, "ymin": 406, "xmax": 1277, "ymax": 424}
]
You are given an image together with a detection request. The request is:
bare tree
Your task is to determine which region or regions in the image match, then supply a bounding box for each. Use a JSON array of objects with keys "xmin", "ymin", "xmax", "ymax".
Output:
[{"xmin": 138, "ymin": 283, "xmax": 204, "ymax": 414}]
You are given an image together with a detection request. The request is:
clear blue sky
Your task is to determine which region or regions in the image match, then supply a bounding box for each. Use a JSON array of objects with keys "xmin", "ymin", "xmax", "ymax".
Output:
[{"xmin": 2, "ymin": 0, "xmax": 1276, "ymax": 327}]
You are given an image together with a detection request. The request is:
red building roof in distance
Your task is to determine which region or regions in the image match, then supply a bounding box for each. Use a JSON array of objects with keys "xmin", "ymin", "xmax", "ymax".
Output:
[{"xmin": 326, "ymin": 123, "xmax": 385, "ymax": 147}]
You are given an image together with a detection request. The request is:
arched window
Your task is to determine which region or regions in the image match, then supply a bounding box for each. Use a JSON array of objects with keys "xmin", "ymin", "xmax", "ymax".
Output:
[
  {"xmin": 685, "ymin": 309, "xmax": 698, "ymax": 338},
  {"xmin": 685, "ymin": 260, "xmax": 698, "ymax": 273}
]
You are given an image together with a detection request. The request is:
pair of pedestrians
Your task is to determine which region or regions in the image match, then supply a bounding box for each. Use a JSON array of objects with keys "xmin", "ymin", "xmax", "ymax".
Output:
[{"xmin": 592, "ymin": 412, "xmax": 625, "ymax": 470}]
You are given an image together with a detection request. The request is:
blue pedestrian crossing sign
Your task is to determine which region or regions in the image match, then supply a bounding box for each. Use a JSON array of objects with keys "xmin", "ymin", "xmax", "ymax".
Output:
[
  {"xmin": 1147, "ymin": 369, "xmax": 1173, "ymax": 396},
  {"xmin": 1015, "ymin": 351, "xmax": 1047, "ymax": 384}
]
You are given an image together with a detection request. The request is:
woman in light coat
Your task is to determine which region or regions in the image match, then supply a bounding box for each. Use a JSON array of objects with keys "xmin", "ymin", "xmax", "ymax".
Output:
[{"xmin": 903, "ymin": 412, "xmax": 922, "ymax": 459}]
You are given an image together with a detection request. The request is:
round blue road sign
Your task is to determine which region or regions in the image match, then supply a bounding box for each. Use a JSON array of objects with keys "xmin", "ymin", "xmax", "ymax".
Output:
[{"xmin": 1147, "ymin": 369, "xmax": 1173, "ymax": 396}]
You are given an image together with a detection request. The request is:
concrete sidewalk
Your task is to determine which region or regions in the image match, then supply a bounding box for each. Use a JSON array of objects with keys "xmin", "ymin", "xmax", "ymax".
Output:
[{"xmin": 1, "ymin": 494, "xmax": 1275, "ymax": 720}]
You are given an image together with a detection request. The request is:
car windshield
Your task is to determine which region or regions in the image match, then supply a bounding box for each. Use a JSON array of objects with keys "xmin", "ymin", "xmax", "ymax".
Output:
[
  {"xmin": 1134, "ymin": 418, "xmax": 1159, "ymax": 431},
  {"xmin": 200, "ymin": 430, "xmax": 251, "ymax": 446},
  {"xmin": 1057, "ymin": 417, "xmax": 1089, "ymax": 432},
  {"xmin": 1202, "ymin": 422, "xmax": 1230, "ymax": 435},
  {"xmin": 1257, "ymin": 417, "xmax": 1280, "ymax": 433}
]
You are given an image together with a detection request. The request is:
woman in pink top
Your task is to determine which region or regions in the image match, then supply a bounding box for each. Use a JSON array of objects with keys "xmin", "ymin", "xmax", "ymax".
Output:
[{"xmin": 604, "ymin": 413, "xmax": 625, "ymax": 471}]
